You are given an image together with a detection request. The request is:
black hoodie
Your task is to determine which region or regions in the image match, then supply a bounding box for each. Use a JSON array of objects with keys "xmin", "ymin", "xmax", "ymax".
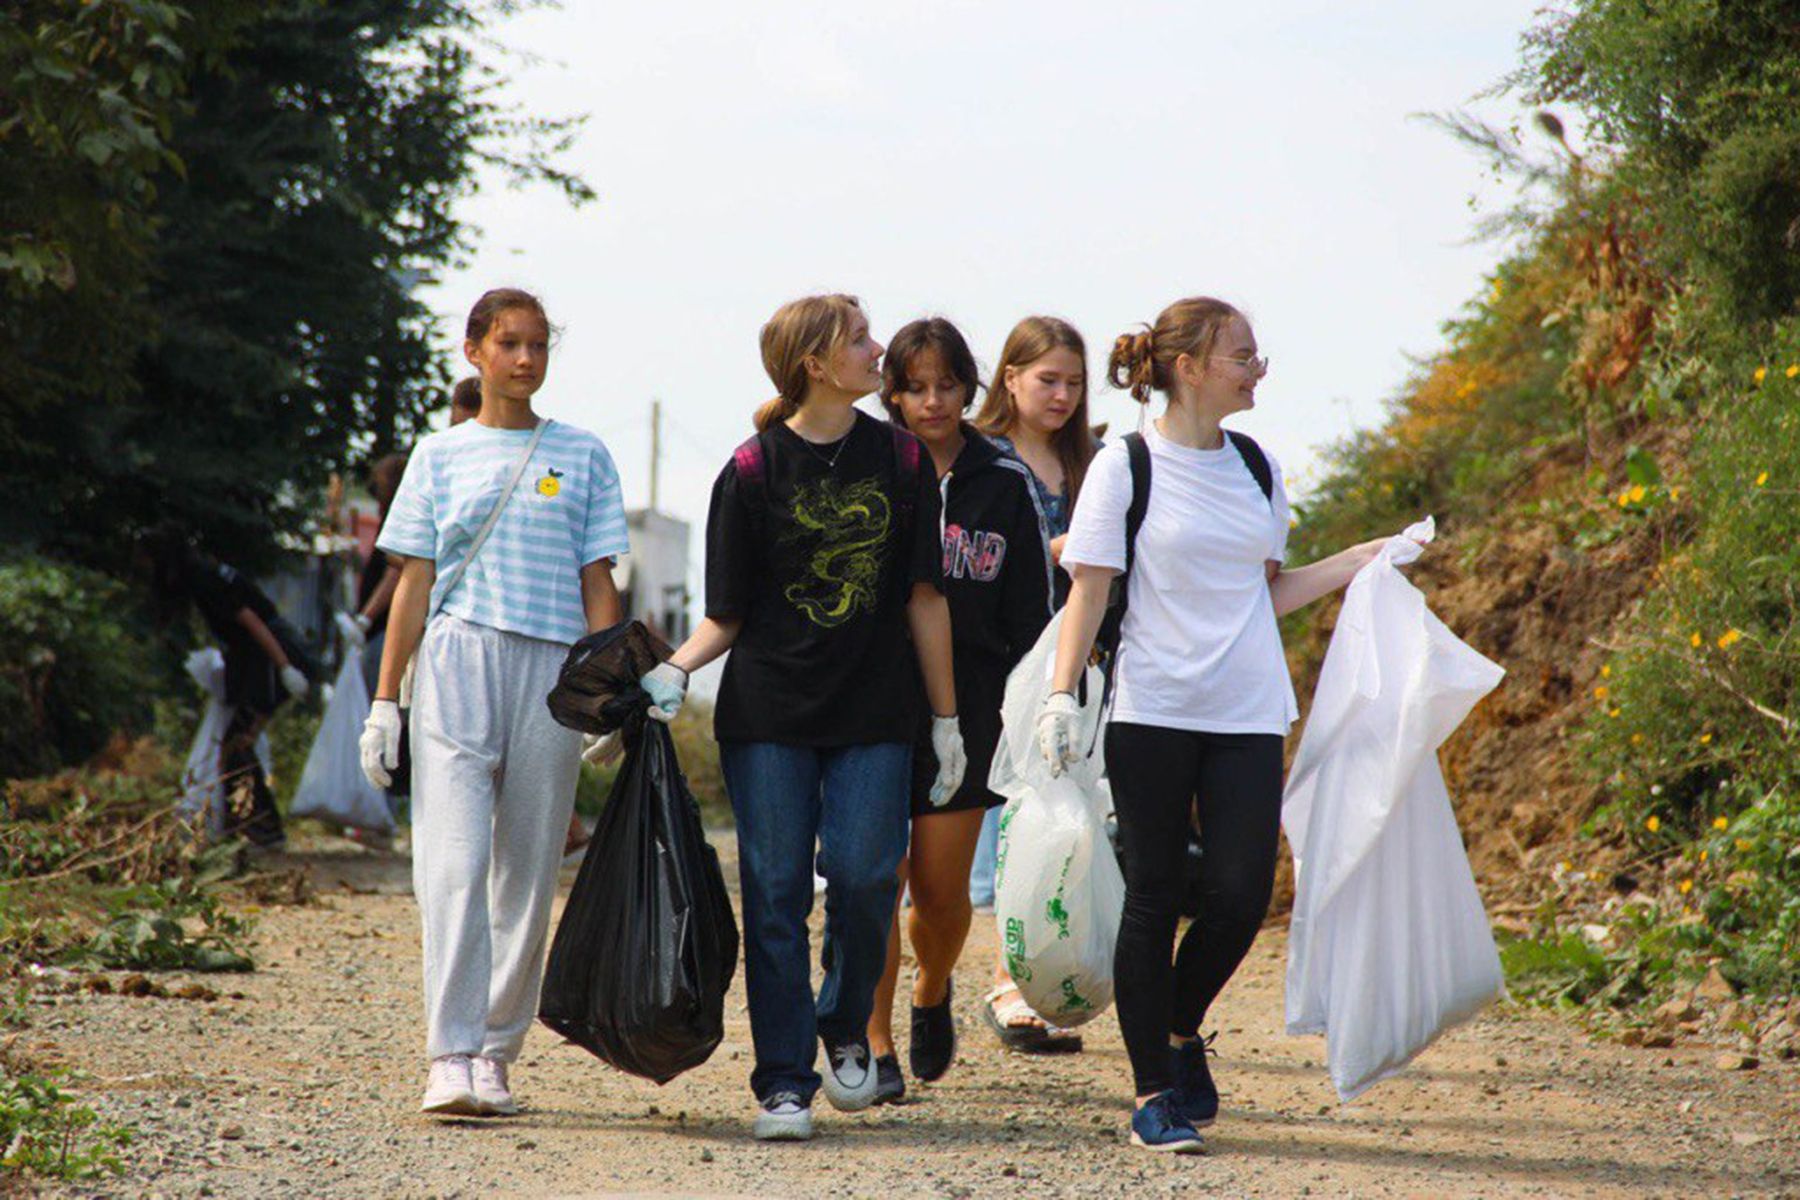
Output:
[{"xmin": 910, "ymin": 425, "xmax": 1055, "ymax": 809}]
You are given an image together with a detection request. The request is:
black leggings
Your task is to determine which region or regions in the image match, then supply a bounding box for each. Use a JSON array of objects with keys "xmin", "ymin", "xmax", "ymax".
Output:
[{"xmin": 1105, "ymin": 722, "xmax": 1285, "ymax": 1096}]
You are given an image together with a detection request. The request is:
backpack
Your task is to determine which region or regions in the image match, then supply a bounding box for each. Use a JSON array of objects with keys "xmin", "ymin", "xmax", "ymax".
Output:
[
  {"xmin": 1090, "ymin": 428, "xmax": 1274, "ymax": 710},
  {"xmin": 730, "ymin": 420, "xmax": 923, "ymax": 587}
]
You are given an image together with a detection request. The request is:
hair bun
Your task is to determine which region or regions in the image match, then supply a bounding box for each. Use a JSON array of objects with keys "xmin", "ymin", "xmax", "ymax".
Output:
[{"xmin": 1107, "ymin": 326, "xmax": 1157, "ymax": 404}]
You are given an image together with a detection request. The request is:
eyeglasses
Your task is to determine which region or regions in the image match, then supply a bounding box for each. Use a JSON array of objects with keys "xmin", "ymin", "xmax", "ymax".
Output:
[{"xmin": 1210, "ymin": 354, "xmax": 1270, "ymax": 377}]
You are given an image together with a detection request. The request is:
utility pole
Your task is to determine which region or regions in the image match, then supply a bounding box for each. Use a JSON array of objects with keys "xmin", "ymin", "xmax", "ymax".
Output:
[{"xmin": 649, "ymin": 398, "xmax": 662, "ymax": 510}]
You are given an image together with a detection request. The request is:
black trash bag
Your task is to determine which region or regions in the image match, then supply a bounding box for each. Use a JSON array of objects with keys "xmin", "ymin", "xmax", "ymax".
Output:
[
  {"xmin": 537, "ymin": 709, "xmax": 739, "ymax": 1084},
  {"xmin": 546, "ymin": 619, "xmax": 673, "ymax": 735}
]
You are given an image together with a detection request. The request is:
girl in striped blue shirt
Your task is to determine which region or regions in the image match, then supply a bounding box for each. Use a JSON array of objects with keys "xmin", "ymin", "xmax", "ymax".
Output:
[{"xmin": 359, "ymin": 288, "xmax": 632, "ymax": 1118}]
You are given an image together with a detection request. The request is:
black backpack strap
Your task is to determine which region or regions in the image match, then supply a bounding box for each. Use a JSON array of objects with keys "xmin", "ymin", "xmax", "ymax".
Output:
[
  {"xmin": 1226, "ymin": 430, "xmax": 1274, "ymax": 505},
  {"xmin": 1091, "ymin": 432, "xmax": 1152, "ymax": 716}
]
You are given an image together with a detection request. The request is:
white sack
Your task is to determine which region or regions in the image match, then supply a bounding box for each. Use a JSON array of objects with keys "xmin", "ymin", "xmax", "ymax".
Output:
[
  {"xmin": 177, "ymin": 649, "xmax": 272, "ymax": 837},
  {"xmin": 989, "ymin": 609, "xmax": 1125, "ymax": 1028},
  {"xmin": 1283, "ymin": 517, "xmax": 1507, "ymax": 1102},
  {"xmin": 290, "ymin": 653, "xmax": 394, "ymax": 832}
]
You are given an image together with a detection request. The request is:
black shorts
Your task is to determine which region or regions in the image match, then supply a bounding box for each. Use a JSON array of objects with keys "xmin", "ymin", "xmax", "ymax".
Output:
[{"xmin": 909, "ymin": 671, "xmax": 1005, "ymax": 818}]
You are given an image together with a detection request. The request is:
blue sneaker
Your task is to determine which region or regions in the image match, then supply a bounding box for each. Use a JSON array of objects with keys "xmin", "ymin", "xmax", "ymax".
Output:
[
  {"xmin": 1130, "ymin": 1091, "xmax": 1206, "ymax": 1154},
  {"xmin": 1171, "ymin": 1034, "xmax": 1219, "ymax": 1127}
]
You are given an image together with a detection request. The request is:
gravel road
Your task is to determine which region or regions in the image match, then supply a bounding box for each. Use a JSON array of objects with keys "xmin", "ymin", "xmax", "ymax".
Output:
[{"xmin": 25, "ymin": 832, "xmax": 1800, "ymax": 1199}]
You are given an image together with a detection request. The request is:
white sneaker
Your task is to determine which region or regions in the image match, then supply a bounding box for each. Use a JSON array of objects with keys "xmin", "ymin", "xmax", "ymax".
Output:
[
  {"xmin": 753, "ymin": 1092, "xmax": 813, "ymax": 1141},
  {"xmin": 472, "ymin": 1056, "xmax": 519, "ymax": 1116},
  {"xmin": 819, "ymin": 1037, "xmax": 879, "ymax": 1112},
  {"xmin": 420, "ymin": 1054, "xmax": 481, "ymax": 1116}
]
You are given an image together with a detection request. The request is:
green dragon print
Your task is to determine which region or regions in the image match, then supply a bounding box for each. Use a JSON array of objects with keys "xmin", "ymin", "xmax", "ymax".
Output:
[{"xmin": 782, "ymin": 475, "xmax": 891, "ymax": 628}]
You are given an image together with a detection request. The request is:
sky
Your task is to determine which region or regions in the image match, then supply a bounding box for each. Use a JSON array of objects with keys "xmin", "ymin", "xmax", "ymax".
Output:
[{"xmin": 423, "ymin": 0, "xmax": 1552, "ymax": 575}]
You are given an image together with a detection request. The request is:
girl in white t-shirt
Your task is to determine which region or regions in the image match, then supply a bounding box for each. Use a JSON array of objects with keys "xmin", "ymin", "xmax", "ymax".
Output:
[{"xmin": 1042, "ymin": 297, "xmax": 1391, "ymax": 1154}]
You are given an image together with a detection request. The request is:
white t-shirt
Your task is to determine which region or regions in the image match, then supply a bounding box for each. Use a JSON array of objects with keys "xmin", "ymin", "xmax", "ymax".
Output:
[{"xmin": 1061, "ymin": 424, "xmax": 1298, "ymax": 735}]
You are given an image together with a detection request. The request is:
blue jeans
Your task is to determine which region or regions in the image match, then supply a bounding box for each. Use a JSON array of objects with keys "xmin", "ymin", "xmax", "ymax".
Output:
[
  {"xmin": 720, "ymin": 741, "xmax": 912, "ymax": 1103},
  {"xmin": 969, "ymin": 804, "xmax": 1001, "ymax": 907}
]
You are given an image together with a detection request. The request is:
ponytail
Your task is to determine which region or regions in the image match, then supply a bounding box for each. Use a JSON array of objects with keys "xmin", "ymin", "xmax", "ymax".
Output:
[
  {"xmin": 755, "ymin": 293, "xmax": 863, "ymax": 431},
  {"xmin": 1109, "ymin": 297, "xmax": 1241, "ymax": 404}
]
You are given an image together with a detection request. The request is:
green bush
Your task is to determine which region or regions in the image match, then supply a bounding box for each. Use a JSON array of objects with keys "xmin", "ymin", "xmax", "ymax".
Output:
[
  {"xmin": 0, "ymin": 557, "xmax": 154, "ymax": 780},
  {"xmin": 1578, "ymin": 317, "xmax": 1800, "ymax": 995},
  {"xmin": 574, "ymin": 700, "xmax": 729, "ymax": 827}
]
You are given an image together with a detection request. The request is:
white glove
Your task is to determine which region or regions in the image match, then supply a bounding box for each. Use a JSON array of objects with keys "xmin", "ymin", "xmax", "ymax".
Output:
[
  {"xmin": 581, "ymin": 730, "xmax": 623, "ymax": 766},
  {"xmin": 1037, "ymin": 691, "xmax": 1081, "ymax": 778},
  {"xmin": 334, "ymin": 611, "xmax": 371, "ymax": 649},
  {"xmin": 641, "ymin": 662, "xmax": 688, "ymax": 723},
  {"xmin": 360, "ymin": 699, "xmax": 403, "ymax": 789},
  {"xmin": 927, "ymin": 715, "xmax": 967, "ymax": 808},
  {"xmin": 279, "ymin": 663, "xmax": 310, "ymax": 700}
]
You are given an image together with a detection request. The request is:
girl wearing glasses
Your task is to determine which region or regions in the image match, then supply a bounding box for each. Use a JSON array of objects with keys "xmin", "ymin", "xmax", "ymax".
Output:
[{"xmin": 1041, "ymin": 297, "xmax": 1386, "ymax": 1153}]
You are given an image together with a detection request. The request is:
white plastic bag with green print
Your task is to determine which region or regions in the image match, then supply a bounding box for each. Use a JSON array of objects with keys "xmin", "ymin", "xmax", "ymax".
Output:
[{"xmin": 989, "ymin": 610, "xmax": 1125, "ymax": 1028}]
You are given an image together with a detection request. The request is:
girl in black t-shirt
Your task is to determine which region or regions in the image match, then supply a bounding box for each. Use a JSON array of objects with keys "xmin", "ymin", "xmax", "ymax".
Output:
[
  {"xmin": 640, "ymin": 294, "xmax": 966, "ymax": 1142},
  {"xmin": 862, "ymin": 318, "xmax": 1056, "ymax": 1103}
]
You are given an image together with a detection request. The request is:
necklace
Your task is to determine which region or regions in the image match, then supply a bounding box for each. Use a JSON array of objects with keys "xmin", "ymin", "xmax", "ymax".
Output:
[{"xmin": 796, "ymin": 428, "xmax": 852, "ymax": 470}]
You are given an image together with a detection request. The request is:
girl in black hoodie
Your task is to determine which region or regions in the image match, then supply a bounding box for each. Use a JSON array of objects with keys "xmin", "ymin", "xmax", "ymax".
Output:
[{"xmin": 865, "ymin": 318, "xmax": 1055, "ymax": 1101}]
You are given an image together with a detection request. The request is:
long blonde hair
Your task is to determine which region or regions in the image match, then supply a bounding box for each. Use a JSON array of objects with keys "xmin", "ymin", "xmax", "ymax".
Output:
[
  {"xmin": 973, "ymin": 315, "xmax": 1099, "ymax": 503},
  {"xmin": 753, "ymin": 293, "xmax": 864, "ymax": 432}
]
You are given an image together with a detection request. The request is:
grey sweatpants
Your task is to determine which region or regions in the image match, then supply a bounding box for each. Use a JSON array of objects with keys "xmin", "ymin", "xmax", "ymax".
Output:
[{"xmin": 410, "ymin": 615, "xmax": 581, "ymax": 1062}]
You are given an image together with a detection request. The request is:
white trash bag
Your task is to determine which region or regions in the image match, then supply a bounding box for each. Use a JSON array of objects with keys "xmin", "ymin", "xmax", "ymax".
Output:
[
  {"xmin": 290, "ymin": 653, "xmax": 394, "ymax": 832},
  {"xmin": 177, "ymin": 649, "xmax": 272, "ymax": 837},
  {"xmin": 988, "ymin": 610, "xmax": 1125, "ymax": 1028},
  {"xmin": 1283, "ymin": 517, "xmax": 1507, "ymax": 1102}
]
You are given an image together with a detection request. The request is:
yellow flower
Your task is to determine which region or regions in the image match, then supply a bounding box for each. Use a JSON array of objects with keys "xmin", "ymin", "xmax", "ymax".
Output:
[
  {"xmin": 1646, "ymin": 816, "xmax": 1661, "ymax": 832},
  {"xmin": 1787, "ymin": 364, "xmax": 1800, "ymax": 379},
  {"xmin": 1700, "ymin": 732, "xmax": 1713, "ymax": 745},
  {"xmin": 1670, "ymin": 486, "xmax": 1682, "ymax": 501},
  {"xmin": 1690, "ymin": 632, "xmax": 1703, "ymax": 648},
  {"xmin": 1679, "ymin": 879, "xmax": 1693, "ymax": 895},
  {"xmin": 1754, "ymin": 366, "xmax": 1768, "ymax": 384},
  {"xmin": 1557, "ymin": 859, "xmax": 1573, "ymax": 873},
  {"xmin": 1700, "ymin": 850, "xmax": 1709, "ymax": 863},
  {"xmin": 1617, "ymin": 490, "xmax": 1632, "ymax": 508},
  {"xmin": 1713, "ymin": 816, "xmax": 1729, "ymax": 830},
  {"xmin": 1609, "ymin": 708, "xmax": 1622, "ymax": 718},
  {"xmin": 1756, "ymin": 472, "xmax": 1769, "ymax": 487},
  {"xmin": 1628, "ymin": 484, "xmax": 1647, "ymax": 503},
  {"xmin": 1601, "ymin": 665, "xmax": 1612, "ymax": 678},
  {"xmin": 1717, "ymin": 629, "xmax": 1742, "ymax": 649},
  {"xmin": 1735, "ymin": 838, "xmax": 1752, "ymax": 852},
  {"xmin": 1631, "ymin": 733, "xmax": 1644, "ymax": 745},
  {"xmin": 1594, "ymin": 685, "xmax": 1610, "ymax": 699}
]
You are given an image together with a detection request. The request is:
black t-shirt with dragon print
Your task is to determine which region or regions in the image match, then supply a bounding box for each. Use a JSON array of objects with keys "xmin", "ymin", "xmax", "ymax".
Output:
[{"xmin": 705, "ymin": 409, "xmax": 943, "ymax": 746}]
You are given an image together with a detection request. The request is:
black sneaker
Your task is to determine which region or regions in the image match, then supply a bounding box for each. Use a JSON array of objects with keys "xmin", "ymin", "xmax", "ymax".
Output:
[
  {"xmin": 1170, "ymin": 1033, "xmax": 1219, "ymax": 1127},
  {"xmin": 819, "ymin": 1035, "xmax": 878, "ymax": 1111},
  {"xmin": 909, "ymin": 978, "xmax": 956, "ymax": 1082},
  {"xmin": 871, "ymin": 1053, "xmax": 906, "ymax": 1105}
]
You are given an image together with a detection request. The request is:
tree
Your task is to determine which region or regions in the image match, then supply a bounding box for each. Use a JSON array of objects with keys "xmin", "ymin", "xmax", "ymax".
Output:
[{"xmin": 0, "ymin": 0, "xmax": 591, "ymax": 570}]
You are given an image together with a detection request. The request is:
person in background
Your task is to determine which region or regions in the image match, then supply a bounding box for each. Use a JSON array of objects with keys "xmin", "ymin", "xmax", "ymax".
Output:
[
  {"xmin": 146, "ymin": 536, "xmax": 315, "ymax": 850},
  {"xmin": 1046, "ymin": 296, "xmax": 1389, "ymax": 1152},
  {"xmin": 358, "ymin": 288, "xmax": 631, "ymax": 1118},
  {"xmin": 967, "ymin": 314, "xmax": 1101, "ymax": 1051},
  {"xmin": 865, "ymin": 317, "xmax": 1054, "ymax": 1103},
  {"xmin": 639, "ymin": 294, "xmax": 965, "ymax": 1142}
]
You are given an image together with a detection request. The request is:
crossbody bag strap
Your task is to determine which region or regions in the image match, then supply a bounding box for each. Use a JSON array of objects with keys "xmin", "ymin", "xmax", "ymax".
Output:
[
  {"xmin": 399, "ymin": 418, "xmax": 550, "ymax": 708},
  {"xmin": 429, "ymin": 417, "xmax": 551, "ymax": 621}
]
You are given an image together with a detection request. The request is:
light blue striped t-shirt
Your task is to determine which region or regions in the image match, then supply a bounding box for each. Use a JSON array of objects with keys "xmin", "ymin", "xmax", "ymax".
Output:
[{"xmin": 378, "ymin": 418, "xmax": 631, "ymax": 645}]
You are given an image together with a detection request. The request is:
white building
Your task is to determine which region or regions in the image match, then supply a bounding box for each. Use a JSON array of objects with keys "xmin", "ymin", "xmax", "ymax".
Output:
[{"xmin": 618, "ymin": 507, "xmax": 691, "ymax": 644}]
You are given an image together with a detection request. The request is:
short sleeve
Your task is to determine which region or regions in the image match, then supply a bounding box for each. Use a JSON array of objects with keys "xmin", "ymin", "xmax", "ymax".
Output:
[
  {"xmin": 377, "ymin": 441, "xmax": 437, "ymax": 561},
  {"xmin": 1059, "ymin": 441, "xmax": 1133, "ymax": 573},
  {"xmin": 908, "ymin": 448, "xmax": 943, "ymax": 591},
  {"xmin": 580, "ymin": 438, "xmax": 632, "ymax": 566},
  {"xmin": 1268, "ymin": 452, "xmax": 1292, "ymax": 564},
  {"xmin": 704, "ymin": 460, "xmax": 756, "ymax": 620}
]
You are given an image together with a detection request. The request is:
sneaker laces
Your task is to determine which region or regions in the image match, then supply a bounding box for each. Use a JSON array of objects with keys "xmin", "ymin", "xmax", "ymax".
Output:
[
  {"xmin": 474, "ymin": 1056, "xmax": 508, "ymax": 1088},
  {"xmin": 763, "ymin": 1090, "xmax": 806, "ymax": 1114},
  {"xmin": 828, "ymin": 1041, "xmax": 869, "ymax": 1073}
]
